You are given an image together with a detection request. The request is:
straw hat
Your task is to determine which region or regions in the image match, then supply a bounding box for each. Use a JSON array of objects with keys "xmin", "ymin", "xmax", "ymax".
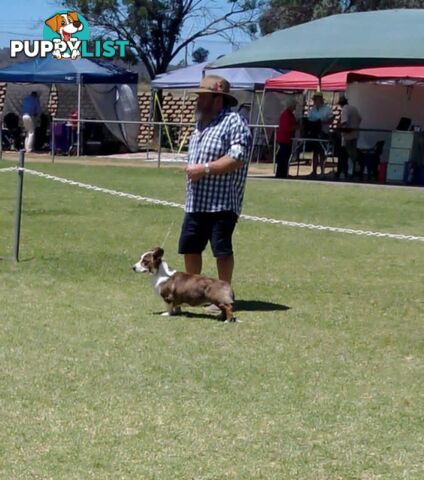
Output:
[
  {"xmin": 192, "ymin": 75, "xmax": 238, "ymax": 107},
  {"xmin": 312, "ymin": 91, "xmax": 324, "ymax": 99}
]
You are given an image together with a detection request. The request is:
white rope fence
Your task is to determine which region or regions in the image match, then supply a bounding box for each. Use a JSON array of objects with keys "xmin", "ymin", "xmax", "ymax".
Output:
[{"xmin": 1, "ymin": 166, "xmax": 424, "ymax": 243}]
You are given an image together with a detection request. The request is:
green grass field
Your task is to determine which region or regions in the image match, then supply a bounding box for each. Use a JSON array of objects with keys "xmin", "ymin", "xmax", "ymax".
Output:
[{"xmin": 1, "ymin": 159, "xmax": 423, "ymax": 479}]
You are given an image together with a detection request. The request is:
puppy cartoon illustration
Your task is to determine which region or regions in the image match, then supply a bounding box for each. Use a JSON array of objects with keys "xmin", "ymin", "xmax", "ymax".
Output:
[{"xmin": 45, "ymin": 12, "xmax": 84, "ymax": 59}]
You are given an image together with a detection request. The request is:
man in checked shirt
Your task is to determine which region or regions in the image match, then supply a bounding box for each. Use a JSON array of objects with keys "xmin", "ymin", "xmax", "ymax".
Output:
[{"xmin": 178, "ymin": 75, "xmax": 252, "ymax": 295}]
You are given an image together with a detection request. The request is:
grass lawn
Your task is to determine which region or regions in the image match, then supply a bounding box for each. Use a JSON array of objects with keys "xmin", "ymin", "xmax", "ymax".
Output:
[{"xmin": 0, "ymin": 159, "xmax": 423, "ymax": 479}]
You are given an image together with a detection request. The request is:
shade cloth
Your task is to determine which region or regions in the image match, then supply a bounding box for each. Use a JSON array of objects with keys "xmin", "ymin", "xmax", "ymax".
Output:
[
  {"xmin": 212, "ymin": 9, "xmax": 424, "ymax": 77},
  {"xmin": 265, "ymin": 67, "xmax": 424, "ymax": 91},
  {"xmin": 0, "ymin": 56, "xmax": 138, "ymax": 84}
]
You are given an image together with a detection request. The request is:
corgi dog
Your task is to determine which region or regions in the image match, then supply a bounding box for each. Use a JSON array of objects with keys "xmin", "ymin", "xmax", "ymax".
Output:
[{"xmin": 132, "ymin": 247, "xmax": 235, "ymax": 322}]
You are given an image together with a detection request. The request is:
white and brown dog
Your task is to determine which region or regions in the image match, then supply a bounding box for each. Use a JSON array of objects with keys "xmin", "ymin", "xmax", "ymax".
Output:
[
  {"xmin": 132, "ymin": 247, "xmax": 235, "ymax": 322},
  {"xmin": 45, "ymin": 12, "xmax": 84, "ymax": 59}
]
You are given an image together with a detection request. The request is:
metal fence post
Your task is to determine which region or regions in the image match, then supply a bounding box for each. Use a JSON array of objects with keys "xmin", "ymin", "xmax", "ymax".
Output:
[
  {"xmin": 13, "ymin": 150, "xmax": 25, "ymax": 262},
  {"xmin": 273, "ymin": 126, "xmax": 277, "ymax": 174},
  {"xmin": 0, "ymin": 113, "xmax": 3, "ymax": 160},
  {"xmin": 157, "ymin": 123, "xmax": 162, "ymax": 168},
  {"xmin": 51, "ymin": 117, "xmax": 55, "ymax": 163}
]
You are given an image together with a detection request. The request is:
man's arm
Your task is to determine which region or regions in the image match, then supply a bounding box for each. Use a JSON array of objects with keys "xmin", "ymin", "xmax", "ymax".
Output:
[
  {"xmin": 186, "ymin": 114, "xmax": 250, "ymax": 182},
  {"xmin": 186, "ymin": 155, "xmax": 243, "ymax": 181}
]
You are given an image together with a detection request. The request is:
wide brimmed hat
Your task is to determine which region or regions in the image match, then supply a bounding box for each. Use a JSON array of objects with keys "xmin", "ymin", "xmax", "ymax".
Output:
[
  {"xmin": 312, "ymin": 91, "xmax": 324, "ymax": 99},
  {"xmin": 192, "ymin": 75, "xmax": 238, "ymax": 107}
]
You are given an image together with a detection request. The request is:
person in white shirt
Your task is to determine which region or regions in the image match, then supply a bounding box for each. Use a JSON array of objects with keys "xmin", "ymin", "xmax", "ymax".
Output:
[
  {"xmin": 338, "ymin": 94, "xmax": 362, "ymax": 179},
  {"xmin": 308, "ymin": 91, "xmax": 333, "ymax": 176}
]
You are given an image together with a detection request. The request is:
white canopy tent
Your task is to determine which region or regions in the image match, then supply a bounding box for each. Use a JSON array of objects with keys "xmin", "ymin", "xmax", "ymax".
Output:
[
  {"xmin": 152, "ymin": 61, "xmax": 282, "ymax": 90},
  {"xmin": 347, "ymin": 77, "xmax": 424, "ymax": 160}
]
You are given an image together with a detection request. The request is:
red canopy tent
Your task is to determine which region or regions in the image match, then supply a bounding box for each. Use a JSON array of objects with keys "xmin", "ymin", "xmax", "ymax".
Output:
[{"xmin": 265, "ymin": 67, "xmax": 424, "ymax": 91}]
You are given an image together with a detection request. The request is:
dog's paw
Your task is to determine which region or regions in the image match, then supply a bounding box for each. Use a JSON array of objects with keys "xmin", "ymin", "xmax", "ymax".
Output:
[
  {"xmin": 224, "ymin": 317, "xmax": 239, "ymax": 323},
  {"xmin": 71, "ymin": 50, "xmax": 81, "ymax": 59},
  {"xmin": 161, "ymin": 311, "xmax": 171, "ymax": 316},
  {"xmin": 52, "ymin": 50, "xmax": 62, "ymax": 59}
]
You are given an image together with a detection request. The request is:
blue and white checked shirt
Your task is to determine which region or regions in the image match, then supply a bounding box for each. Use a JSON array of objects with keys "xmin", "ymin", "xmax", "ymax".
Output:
[{"xmin": 185, "ymin": 107, "xmax": 251, "ymax": 216}]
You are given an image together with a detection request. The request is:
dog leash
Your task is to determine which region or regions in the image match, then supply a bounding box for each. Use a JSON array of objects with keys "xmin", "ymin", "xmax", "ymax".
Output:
[{"xmin": 161, "ymin": 216, "xmax": 177, "ymax": 249}]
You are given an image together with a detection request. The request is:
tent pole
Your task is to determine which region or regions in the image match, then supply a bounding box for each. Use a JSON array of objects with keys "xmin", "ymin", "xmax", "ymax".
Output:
[
  {"xmin": 51, "ymin": 118, "xmax": 55, "ymax": 163},
  {"xmin": 249, "ymin": 91, "xmax": 263, "ymax": 165},
  {"xmin": 256, "ymin": 90, "xmax": 269, "ymax": 160},
  {"xmin": 249, "ymin": 90, "xmax": 254, "ymax": 125},
  {"xmin": 0, "ymin": 113, "xmax": 3, "ymax": 160},
  {"xmin": 77, "ymin": 81, "xmax": 81, "ymax": 157},
  {"xmin": 146, "ymin": 90, "xmax": 153, "ymax": 161}
]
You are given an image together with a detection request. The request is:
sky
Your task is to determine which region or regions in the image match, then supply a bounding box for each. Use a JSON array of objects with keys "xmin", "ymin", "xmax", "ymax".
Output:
[{"xmin": 0, "ymin": 0, "xmax": 252, "ymax": 65}]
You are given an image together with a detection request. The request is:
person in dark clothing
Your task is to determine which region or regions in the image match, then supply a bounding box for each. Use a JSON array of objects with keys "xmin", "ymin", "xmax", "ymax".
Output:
[{"xmin": 275, "ymin": 97, "xmax": 297, "ymax": 178}]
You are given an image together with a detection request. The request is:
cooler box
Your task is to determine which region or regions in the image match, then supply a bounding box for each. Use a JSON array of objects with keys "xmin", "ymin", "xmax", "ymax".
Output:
[
  {"xmin": 388, "ymin": 148, "xmax": 411, "ymax": 164},
  {"xmin": 386, "ymin": 163, "xmax": 405, "ymax": 183},
  {"xmin": 390, "ymin": 131, "xmax": 415, "ymax": 149}
]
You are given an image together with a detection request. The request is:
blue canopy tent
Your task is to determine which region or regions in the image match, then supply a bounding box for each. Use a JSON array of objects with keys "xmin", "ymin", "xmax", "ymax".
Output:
[{"xmin": 0, "ymin": 56, "xmax": 138, "ymax": 155}]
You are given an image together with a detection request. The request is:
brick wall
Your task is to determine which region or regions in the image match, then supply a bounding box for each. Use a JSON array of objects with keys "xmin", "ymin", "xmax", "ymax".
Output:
[
  {"xmin": 54, "ymin": 84, "xmax": 95, "ymax": 120},
  {"xmin": 137, "ymin": 90, "xmax": 197, "ymax": 149},
  {"xmin": 137, "ymin": 91, "xmax": 152, "ymax": 146},
  {"xmin": 0, "ymin": 83, "xmax": 6, "ymax": 112}
]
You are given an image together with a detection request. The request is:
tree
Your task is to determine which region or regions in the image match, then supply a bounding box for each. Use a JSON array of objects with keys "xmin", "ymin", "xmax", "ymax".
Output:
[
  {"xmin": 259, "ymin": 0, "xmax": 424, "ymax": 35},
  {"xmin": 63, "ymin": 0, "xmax": 260, "ymax": 79},
  {"xmin": 192, "ymin": 46, "xmax": 209, "ymax": 63}
]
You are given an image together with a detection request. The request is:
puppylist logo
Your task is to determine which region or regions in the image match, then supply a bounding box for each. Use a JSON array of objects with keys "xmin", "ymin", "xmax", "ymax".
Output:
[{"xmin": 10, "ymin": 11, "xmax": 128, "ymax": 60}]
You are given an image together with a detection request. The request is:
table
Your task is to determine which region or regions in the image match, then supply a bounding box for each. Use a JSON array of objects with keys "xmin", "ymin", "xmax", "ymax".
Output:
[{"xmin": 289, "ymin": 137, "xmax": 334, "ymax": 176}]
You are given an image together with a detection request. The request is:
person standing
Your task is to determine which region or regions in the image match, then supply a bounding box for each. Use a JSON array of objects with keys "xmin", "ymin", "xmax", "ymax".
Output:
[
  {"xmin": 179, "ymin": 75, "xmax": 251, "ymax": 296},
  {"xmin": 21, "ymin": 91, "xmax": 41, "ymax": 153},
  {"xmin": 308, "ymin": 91, "xmax": 333, "ymax": 176},
  {"xmin": 338, "ymin": 94, "xmax": 362, "ymax": 179},
  {"xmin": 275, "ymin": 97, "xmax": 297, "ymax": 178}
]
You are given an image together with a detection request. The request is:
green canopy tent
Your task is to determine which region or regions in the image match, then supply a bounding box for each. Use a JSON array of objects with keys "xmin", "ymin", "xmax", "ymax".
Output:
[{"xmin": 212, "ymin": 9, "xmax": 424, "ymax": 78}]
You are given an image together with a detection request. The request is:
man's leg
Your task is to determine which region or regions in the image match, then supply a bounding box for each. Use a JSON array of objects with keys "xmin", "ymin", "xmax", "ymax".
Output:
[
  {"xmin": 184, "ymin": 253, "xmax": 202, "ymax": 275},
  {"xmin": 275, "ymin": 144, "xmax": 284, "ymax": 178},
  {"xmin": 338, "ymin": 146, "xmax": 348, "ymax": 178},
  {"xmin": 22, "ymin": 115, "xmax": 30, "ymax": 152},
  {"xmin": 22, "ymin": 115, "xmax": 34, "ymax": 152},
  {"xmin": 280, "ymin": 143, "xmax": 291, "ymax": 178},
  {"xmin": 216, "ymin": 255, "xmax": 234, "ymax": 284},
  {"xmin": 211, "ymin": 212, "xmax": 238, "ymax": 285},
  {"xmin": 178, "ymin": 212, "xmax": 209, "ymax": 274},
  {"xmin": 345, "ymin": 140, "xmax": 358, "ymax": 177}
]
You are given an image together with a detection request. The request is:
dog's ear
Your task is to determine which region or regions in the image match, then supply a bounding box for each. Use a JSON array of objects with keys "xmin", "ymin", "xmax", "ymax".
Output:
[
  {"xmin": 68, "ymin": 12, "xmax": 79, "ymax": 22},
  {"xmin": 152, "ymin": 247, "xmax": 164, "ymax": 259},
  {"xmin": 45, "ymin": 14, "xmax": 61, "ymax": 33}
]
